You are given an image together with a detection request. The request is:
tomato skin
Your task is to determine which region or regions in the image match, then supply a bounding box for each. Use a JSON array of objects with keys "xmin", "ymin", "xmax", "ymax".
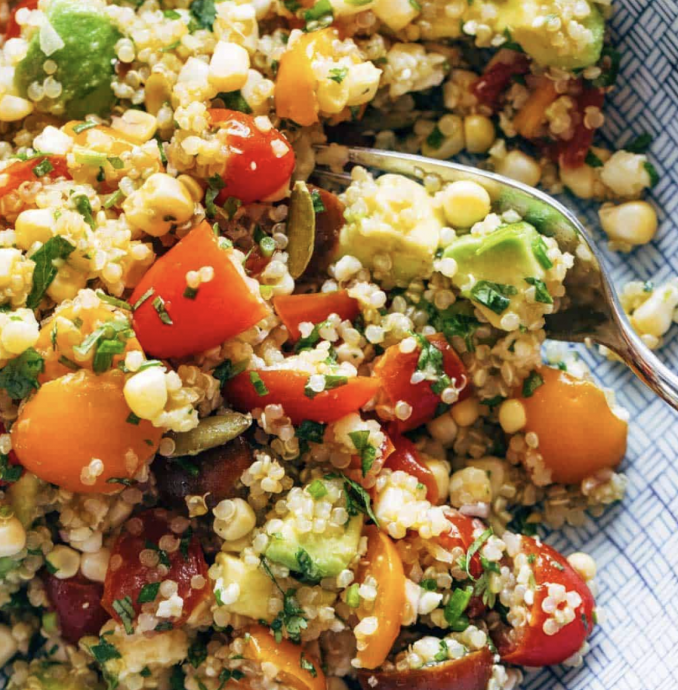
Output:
[
  {"xmin": 102, "ymin": 509, "xmax": 209, "ymax": 628},
  {"xmin": 374, "ymin": 334, "xmax": 469, "ymax": 433},
  {"xmin": 0, "ymin": 155, "xmax": 70, "ymax": 199},
  {"xmin": 472, "ymin": 52, "xmax": 531, "ymax": 110},
  {"xmin": 438, "ymin": 511, "xmax": 485, "ymax": 579},
  {"xmin": 516, "ymin": 366, "xmax": 627, "ymax": 484},
  {"xmin": 4, "ymin": 0, "xmax": 38, "ymax": 39},
  {"xmin": 243, "ymin": 625, "xmax": 326, "ymax": 690},
  {"xmin": 494, "ymin": 537, "xmax": 595, "ymax": 667},
  {"xmin": 130, "ymin": 220, "xmax": 270, "ymax": 359},
  {"xmin": 559, "ymin": 87, "xmax": 605, "ymax": 169},
  {"xmin": 356, "ymin": 526, "xmax": 407, "ymax": 670},
  {"xmin": 208, "ymin": 109, "xmax": 295, "ymax": 205},
  {"xmin": 357, "ymin": 648, "xmax": 494, "ymax": 690},
  {"xmin": 384, "ymin": 432, "xmax": 438, "ymax": 504},
  {"xmin": 224, "ymin": 370, "xmax": 379, "ymax": 425},
  {"xmin": 10, "ymin": 370, "xmax": 161, "ymax": 494},
  {"xmin": 273, "ymin": 290, "xmax": 359, "ymax": 341},
  {"xmin": 43, "ymin": 573, "xmax": 109, "ymax": 644}
]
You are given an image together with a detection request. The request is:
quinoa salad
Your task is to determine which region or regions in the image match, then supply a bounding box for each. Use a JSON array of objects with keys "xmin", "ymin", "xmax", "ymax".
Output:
[{"xmin": 0, "ymin": 0, "xmax": 660, "ymax": 687}]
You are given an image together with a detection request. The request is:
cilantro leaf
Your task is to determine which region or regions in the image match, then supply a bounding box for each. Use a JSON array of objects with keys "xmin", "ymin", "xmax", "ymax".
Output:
[
  {"xmin": 26, "ymin": 236, "xmax": 76, "ymax": 309},
  {"xmin": 0, "ymin": 348, "xmax": 44, "ymax": 399},
  {"xmin": 470, "ymin": 280, "xmax": 517, "ymax": 315},
  {"xmin": 190, "ymin": 0, "xmax": 216, "ymax": 29}
]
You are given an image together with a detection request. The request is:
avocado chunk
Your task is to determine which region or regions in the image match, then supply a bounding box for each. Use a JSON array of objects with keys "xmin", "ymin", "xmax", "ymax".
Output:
[
  {"xmin": 6, "ymin": 471, "xmax": 41, "ymax": 527},
  {"xmin": 488, "ymin": 0, "xmax": 604, "ymax": 69},
  {"xmin": 444, "ymin": 222, "xmax": 548, "ymax": 327},
  {"xmin": 265, "ymin": 513, "xmax": 363, "ymax": 581},
  {"xmin": 338, "ymin": 173, "xmax": 444, "ymax": 284},
  {"xmin": 14, "ymin": 0, "xmax": 121, "ymax": 119},
  {"xmin": 29, "ymin": 662, "xmax": 103, "ymax": 690}
]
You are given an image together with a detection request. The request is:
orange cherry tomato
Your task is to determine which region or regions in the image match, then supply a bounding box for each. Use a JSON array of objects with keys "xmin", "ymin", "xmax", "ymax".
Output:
[
  {"xmin": 516, "ymin": 366, "xmax": 627, "ymax": 484},
  {"xmin": 273, "ymin": 290, "xmax": 359, "ymax": 342},
  {"xmin": 35, "ymin": 305, "xmax": 142, "ymax": 382},
  {"xmin": 357, "ymin": 648, "xmax": 494, "ymax": 690},
  {"xmin": 0, "ymin": 155, "xmax": 70, "ymax": 199},
  {"xmin": 223, "ymin": 369, "xmax": 380, "ymax": 425},
  {"xmin": 130, "ymin": 220, "xmax": 270, "ymax": 359},
  {"xmin": 493, "ymin": 537, "xmax": 595, "ymax": 666},
  {"xmin": 102, "ymin": 509, "xmax": 209, "ymax": 629},
  {"xmin": 356, "ymin": 526, "xmax": 407, "ymax": 670},
  {"xmin": 10, "ymin": 369, "xmax": 162, "ymax": 493},
  {"xmin": 437, "ymin": 511, "xmax": 485, "ymax": 580},
  {"xmin": 4, "ymin": 0, "xmax": 38, "ymax": 39},
  {"xmin": 243, "ymin": 625, "xmax": 326, "ymax": 690},
  {"xmin": 384, "ymin": 432, "xmax": 438, "ymax": 504},
  {"xmin": 374, "ymin": 334, "xmax": 469, "ymax": 433},
  {"xmin": 513, "ymin": 77, "xmax": 558, "ymax": 139},
  {"xmin": 275, "ymin": 29, "xmax": 336, "ymax": 126},
  {"xmin": 208, "ymin": 109, "xmax": 295, "ymax": 204}
]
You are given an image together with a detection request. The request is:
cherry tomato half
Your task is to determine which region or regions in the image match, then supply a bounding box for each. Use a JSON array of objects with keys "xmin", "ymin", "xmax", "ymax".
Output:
[
  {"xmin": 493, "ymin": 536, "xmax": 595, "ymax": 667},
  {"xmin": 102, "ymin": 509, "xmax": 209, "ymax": 629},
  {"xmin": 273, "ymin": 290, "xmax": 359, "ymax": 342},
  {"xmin": 384, "ymin": 432, "xmax": 439, "ymax": 504},
  {"xmin": 374, "ymin": 334, "xmax": 469, "ymax": 433},
  {"xmin": 208, "ymin": 109, "xmax": 295, "ymax": 205},
  {"xmin": 438, "ymin": 511, "xmax": 485, "ymax": 580},
  {"xmin": 223, "ymin": 369, "xmax": 380, "ymax": 425},
  {"xmin": 130, "ymin": 220, "xmax": 270, "ymax": 359},
  {"xmin": 0, "ymin": 155, "xmax": 70, "ymax": 200},
  {"xmin": 4, "ymin": 0, "xmax": 38, "ymax": 40},
  {"xmin": 43, "ymin": 573, "xmax": 109, "ymax": 644},
  {"xmin": 357, "ymin": 648, "xmax": 494, "ymax": 690}
]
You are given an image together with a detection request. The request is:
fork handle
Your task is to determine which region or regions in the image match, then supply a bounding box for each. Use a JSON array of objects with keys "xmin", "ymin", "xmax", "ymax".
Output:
[{"xmin": 606, "ymin": 320, "xmax": 678, "ymax": 410}]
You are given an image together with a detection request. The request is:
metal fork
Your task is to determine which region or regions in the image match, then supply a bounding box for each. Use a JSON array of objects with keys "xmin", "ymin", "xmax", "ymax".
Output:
[{"xmin": 312, "ymin": 145, "xmax": 678, "ymax": 410}]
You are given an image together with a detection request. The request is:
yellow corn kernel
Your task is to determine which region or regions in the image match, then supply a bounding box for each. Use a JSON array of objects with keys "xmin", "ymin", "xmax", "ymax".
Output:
[
  {"xmin": 0, "ymin": 515, "xmax": 26, "ymax": 558},
  {"xmin": 15, "ymin": 209, "xmax": 55, "ymax": 250},
  {"xmin": 0, "ymin": 248, "xmax": 24, "ymax": 288},
  {"xmin": 177, "ymin": 174, "xmax": 204, "ymax": 204},
  {"xmin": 209, "ymin": 41, "xmax": 250, "ymax": 93},
  {"xmin": 111, "ymin": 110, "xmax": 158, "ymax": 143},
  {"xmin": 123, "ymin": 366, "xmax": 168, "ymax": 419},
  {"xmin": 144, "ymin": 73, "xmax": 172, "ymax": 116},
  {"xmin": 123, "ymin": 173, "xmax": 195, "ymax": 237},
  {"xmin": 463, "ymin": 115, "xmax": 495, "ymax": 154},
  {"xmin": 0, "ymin": 95, "xmax": 34, "ymax": 122},
  {"xmin": 45, "ymin": 545, "xmax": 81, "ymax": 580},
  {"xmin": 46, "ymin": 263, "xmax": 87, "ymax": 303}
]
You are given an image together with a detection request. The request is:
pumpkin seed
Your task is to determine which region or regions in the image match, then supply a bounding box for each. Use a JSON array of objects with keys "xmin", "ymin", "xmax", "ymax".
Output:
[
  {"xmin": 169, "ymin": 412, "xmax": 251, "ymax": 457},
  {"xmin": 286, "ymin": 180, "xmax": 316, "ymax": 279}
]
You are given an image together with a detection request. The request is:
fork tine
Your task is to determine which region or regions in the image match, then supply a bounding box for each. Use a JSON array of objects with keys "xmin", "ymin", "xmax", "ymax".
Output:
[{"xmin": 309, "ymin": 169, "xmax": 352, "ymax": 190}]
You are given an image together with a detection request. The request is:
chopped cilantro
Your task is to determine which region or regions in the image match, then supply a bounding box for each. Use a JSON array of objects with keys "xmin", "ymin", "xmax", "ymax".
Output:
[
  {"xmin": 522, "ymin": 370, "xmax": 544, "ymax": 397},
  {"xmin": 74, "ymin": 194, "xmax": 96, "ymax": 229},
  {"xmin": 0, "ymin": 348, "xmax": 44, "ymax": 399},
  {"xmin": 459, "ymin": 527, "xmax": 493, "ymax": 581},
  {"xmin": 152, "ymin": 296, "xmax": 173, "ymax": 325},
  {"xmin": 326, "ymin": 472, "xmax": 379, "ymax": 527},
  {"xmin": 426, "ymin": 126, "xmax": 444, "ymax": 150},
  {"xmin": 296, "ymin": 420, "xmax": 326, "ymax": 444},
  {"xmin": 345, "ymin": 583, "xmax": 360, "ymax": 608},
  {"xmin": 112, "ymin": 596, "xmax": 135, "ymax": 634},
  {"xmin": 216, "ymin": 90, "xmax": 252, "ymax": 114},
  {"xmin": 72, "ymin": 121, "xmax": 98, "ymax": 134},
  {"xmin": 183, "ymin": 286, "xmax": 199, "ymax": 300},
  {"xmin": 90, "ymin": 636, "xmax": 122, "ymax": 664},
  {"xmin": 307, "ymin": 479, "xmax": 328, "ymax": 499},
  {"xmin": 190, "ymin": 0, "xmax": 216, "ymax": 29},
  {"xmin": 470, "ymin": 280, "xmax": 517, "ymax": 315},
  {"xmin": 525, "ymin": 277, "xmax": 553, "ymax": 304},
  {"xmin": 137, "ymin": 582, "xmax": 160, "ymax": 604},
  {"xmin": 300, "ymin": 654, "xmax": 317, "ymax": 677},
  {"xmin": 644, "ymin": 161, "xmax": 659, "ymax": 187},
  {"xmin": 443, "ymin": 585, "xmax": 473, "ymax": 630},
  {"xmin": 625, "ymin": 132, "xmax": 653, "ymax": 154},
  {"xmin": 188, "ymin": 638, "xmax": 208, "ymax": 668},
  {"xmin": 303, "ymin": 374, "xmax": 348, "ymax": 399},
  {"xmin": 303, "ymin": 0, "xmax": 333, "ymax": 31},
  {"xmin": 420, "ymin": 578, "xmax": 437, "ymax": 591},
  {"xmin": 212, "ymin": 359, "xmax": 248, "ymax": 385},
  {"xmin": 348, "ymin": 429, "xmax": 377, "ymax": 476},
  {"xmin": 26, "ymin": 235, "xmax": 76, "ymax": 309},
  {"xmin": 205, "ymin": 174, "xmax": 225, "ymax": 218},
  {"xmin": 328, "ymin": 66, "xmax": 348, "ymax": 83},
  {"xmin": 311, "ymin": 189, "xmax": 325, "ymax": 213},
  {"xmin": 584, "ymin": 150, "xmax": 603, "ymax": 168},
  {"xmin": 295, "ymin": 547, "xmax": 322, "ymax": 583},
  {"xmin": 250, "ymin": 371, "xmax": 269, "ymax": 396},
  {"xmin": 32, "ymin": 158, "xmax": 54, "ymax": 177},
  {"xmin": 532, "ymin": 236, "xmax": 553, "ymax": 270},
  {"xmin": 0, "ymin": 454, "xmax": 22, "ymax": 483}
]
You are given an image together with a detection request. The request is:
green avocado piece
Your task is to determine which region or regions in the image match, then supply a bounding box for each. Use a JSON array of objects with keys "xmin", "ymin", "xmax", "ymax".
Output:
[
  {"xmin": 15, "ymin": 0, "xmax": 121, "ymax": 119},
  {"xmin": 265, "ymin": 513, "xmax": 363, "ymax": 580},
  {"xmin": 34, "ymin": 663, "xmax": 103, "ymax": 690},
  {"xmin": 491, "ymin": 0, "xmax": 604, "ymax": 69},
  {"xmin": 444, "ymin": 222, "xmax": 547, "ymax": 325}
]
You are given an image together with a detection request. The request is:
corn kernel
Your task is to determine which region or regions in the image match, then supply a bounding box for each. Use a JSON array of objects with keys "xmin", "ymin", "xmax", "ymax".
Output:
[
  {"xmin": 111, "ymin": 109, "xmax": 158, "ymax": 143},
  {"xmin": 0, "ymin": 515, "xmax": 26, "ymax": 558},
  {"xmin": 46, "ymin": 545, "xmax": 81, "ymax": 579},
  {"xmin": 0, "ymin": 95, "xmax": 34, "ymax": 122},
  {"xmin": 0, "ymin": 248, "xmax": 23, "ymax": 288},
  {"xmin": 15, "ymin": 209, "xmax": 55, "ymax": 250},
  {"xmin": 463, "ymin": 115, "xmax": 495, "ymax": 153},
  {"xmin": 46, "ymin": 263, "xmax": 87, "ymax": 303},
  {"xmin": 209, "ymin": 41, "xmax": 250, "ymax": 93},
  {"xmin": 441, "ymin": 180, "xmax": 491, "ymax": 228},
  {"xmin": 599, "ymin": 201, "xmax": 658, "ymax": 247},
  {"xmin": 123, "ymin": 366, "xmax": 168, "ymax": 419},
  {"xmin": 0, "ymin": 317, "xmax": 39, "ymax": 355},
  {"xmin": 496, "ymin": 150, "xmax": 542, "ymax": 187}
]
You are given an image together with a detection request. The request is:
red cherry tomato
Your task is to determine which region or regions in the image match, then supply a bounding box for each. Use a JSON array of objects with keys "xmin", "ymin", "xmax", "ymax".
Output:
[
  {"xmin": 559, "ymin": 86, "xmax": 605, "ymax": 169},
  {"xmin": 493, "ymin": 537, "xmax": 595, "ymax": 667},
  {"xmin": 223, "ymin": 369, "xmax": 380, "ymax": 425},
  {"xmin": 374, "ymin": 334, "xmax": 469, "ymax": 433},
  {"xmin": 384, "ymin": 432, "xmax": 439, "ymax": 504},
  {"xmin": 102, "ymin": 509, "xmax": 209, "ymax": 629},
  {"xmin": 273, "ymin": 290, "xmax": 359, "ymax": 342},
  {"xmin": 4, "ymin": 0, "xmax": 38, "ymax": 40},
  {"xmin": 438, "ymin": 511, "xmax": 485, "ymax": 580},
  {"xmin": 43, "ymin": 573, "xmax": 110, "ymax": 644},
  {"xmin": 130, "ymin": 220, "xmax": 270, "ymax": 359},
  {"xmin": 208, "ymin": 109, "xmax": 295, "ymax": 205},
  {"xmin": 472, "ymin": 51, "xmax": 531, "ymax": 111},
  {"xmin": 0, "ymin": 155, "xmax": 70, "ymax": 200}
]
